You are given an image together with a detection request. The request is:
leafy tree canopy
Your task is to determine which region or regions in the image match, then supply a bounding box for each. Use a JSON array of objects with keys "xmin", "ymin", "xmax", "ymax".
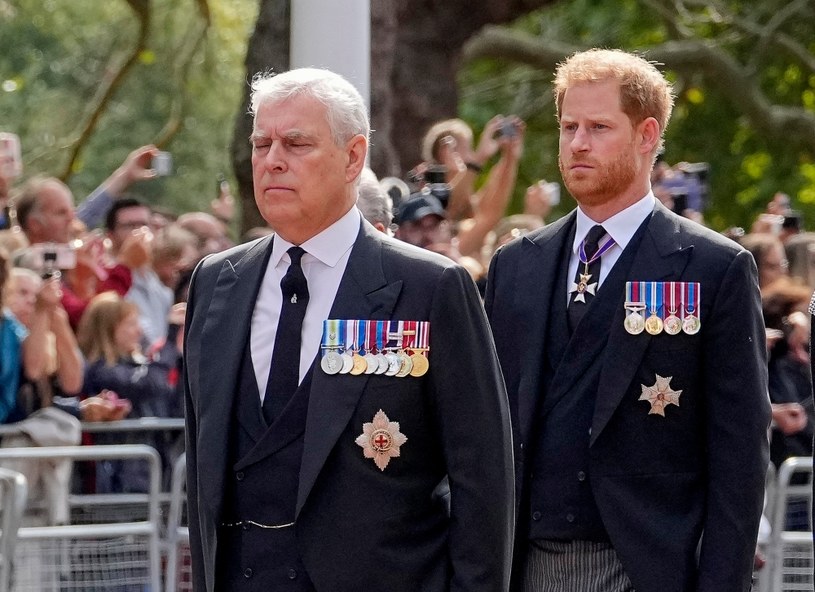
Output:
[
  {"xmin": 0, "ymin": 0, "xmax": 257, "ymax": 218},
  {"xmin": 459, "ymin": 0, "xmax": 815, "ymax": 230}
]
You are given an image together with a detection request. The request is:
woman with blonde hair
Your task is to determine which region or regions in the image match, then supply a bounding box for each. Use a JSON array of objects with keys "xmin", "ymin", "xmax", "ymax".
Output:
[{"xmin": 77, "ymin": 291, "xmax": 182, "ymax": 492}]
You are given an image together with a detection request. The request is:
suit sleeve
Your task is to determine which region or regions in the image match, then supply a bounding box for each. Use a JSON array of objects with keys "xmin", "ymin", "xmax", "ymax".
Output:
[
  {"xmin": 429, "ymin": 264, "xmax": 515, "ymax": 592},
  {"xmin": 182, "ymin": 261, "xmax": 207, "ymax": 592},
  {"xmin": 697, "ymin": 249, "xmax": 771, "ymax": 591}
]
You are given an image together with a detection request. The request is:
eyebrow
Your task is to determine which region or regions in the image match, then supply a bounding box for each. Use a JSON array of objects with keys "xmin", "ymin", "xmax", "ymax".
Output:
[{"xmin": 249, "ymin": 129, "xmax": 315, "ymax": 143}]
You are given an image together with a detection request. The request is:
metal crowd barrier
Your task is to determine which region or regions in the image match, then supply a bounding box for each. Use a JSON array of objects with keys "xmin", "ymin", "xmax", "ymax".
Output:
[
  {"xmin": 165, "ymin": 454, "xmax": 190, "ymax": 592},
  {"xmin": 0, "ymin": 445, "xmax": 162, "ymax": 591},
  {"xmin": 0, "ymin": 469, "xmax": 27, "ymax": 592},
  {"xmin": 764, "ymin": 456, "xmax": 813, "ymax": 591},
  {"xmin": 0, "ymin": 417, "xmax": 185, "ymax": 438}
]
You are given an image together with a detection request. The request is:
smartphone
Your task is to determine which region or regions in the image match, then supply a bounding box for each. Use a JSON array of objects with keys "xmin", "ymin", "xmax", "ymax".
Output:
[
  {"xmin": 498, "ymin": 118, "xmax": 517, "ymax": 139},
  {"xmin": 217, "ymin": 173, "xmax": 229, "ymax": 196},
  {"xmin": 14, "ymin": 243, "xmax": 77, "ymax": 277},
  {"xmin": 153, "ymin": 151, "xmax": 173, "ymax": 176},
  {"xmin": 0, "ymin": 132, "xmax": 23, "ymax": 179},
  {"xmin": 544, "ymin": 182, "xmax": 561, "ymax": 206}
]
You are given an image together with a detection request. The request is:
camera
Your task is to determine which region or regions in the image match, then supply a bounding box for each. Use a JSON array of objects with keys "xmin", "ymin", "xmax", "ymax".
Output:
[
  {"xmin": 406, "ymin": 164, "xmax": 451, "ymax": 209},
  {"xmin": 14, "ymin": 243, "xmax": 77, "ymax": 279}
]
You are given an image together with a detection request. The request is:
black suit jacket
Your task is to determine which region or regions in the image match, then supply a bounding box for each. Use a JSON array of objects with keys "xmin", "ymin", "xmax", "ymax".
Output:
[
  {"xmin": 485, "ymin": 203, "xmax": 770, "ymax": 592},
  {"xmin": 183, "ymin": 217, "xmax": 514, "ymax": 591}
]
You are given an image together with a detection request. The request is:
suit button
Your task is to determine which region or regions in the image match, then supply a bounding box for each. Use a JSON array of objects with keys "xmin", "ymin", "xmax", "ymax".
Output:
[
  {"xmin": 577, "ymin": 471, "xmax": 586, "ymax": 482},
  {"xmin": 566, "ymin": 513, "xmax": 575, "ymax": 523},
  {"xmin": 236, "ymin": 471, "xmax": 245, "ymax": 481},
  {"xmin": 244, "ymin": 568, "xmax": 253, "ymax": 578},
  {"xmin": 532, "ymin": 511, "xmax": 541, "ymax": 521},
  {"xmin": 288, "ymin": 568, "xmax": 297, "ymax": 580},
  {"xmin": 519, "ymin": 442, "xmax": 524, "ymax": 450}
]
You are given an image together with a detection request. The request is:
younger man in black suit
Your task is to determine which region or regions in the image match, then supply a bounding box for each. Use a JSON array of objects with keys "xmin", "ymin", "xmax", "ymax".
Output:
[{"xmin": 486, "ymin": 48, "xmax": 770, "ymax": 592}]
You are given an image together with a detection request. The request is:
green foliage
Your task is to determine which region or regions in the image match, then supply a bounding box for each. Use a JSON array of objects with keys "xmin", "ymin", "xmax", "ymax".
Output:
[
  {"xmin": 0, "ymin": 0, "xmax": 257, "ymax": 220},
  {"xmin": 459, "ymin": 0, "xmax": 815, "ymax": 230}
]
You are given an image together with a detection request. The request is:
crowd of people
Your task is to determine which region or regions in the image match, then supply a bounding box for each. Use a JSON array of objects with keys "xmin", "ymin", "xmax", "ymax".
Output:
[{"xmin": 0, "ymin": 47, "xmax": 812, "ymax": 590}]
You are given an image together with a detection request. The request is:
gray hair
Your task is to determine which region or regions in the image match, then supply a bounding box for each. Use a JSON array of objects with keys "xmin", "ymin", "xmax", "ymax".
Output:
[
  {"xmin": 250, "ymin": 68, "xmax": 370, "ymax": 146},
  {"xmin": 357, "ymin": 176, "xmax": 393, "ymax": 228}
]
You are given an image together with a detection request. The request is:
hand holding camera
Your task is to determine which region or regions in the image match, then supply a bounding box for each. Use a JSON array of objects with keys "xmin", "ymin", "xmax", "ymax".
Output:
[{"xmin": 118, "ymin": 226, "xmax": 154, "ymax": 270}]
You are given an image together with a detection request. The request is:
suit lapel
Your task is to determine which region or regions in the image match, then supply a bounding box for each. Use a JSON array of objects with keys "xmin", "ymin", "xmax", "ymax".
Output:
[
  {"xmin": 197, "ymin": 236, "xmax": 273, "ymax": 511},
  {"xmin": 296, "ymin": 221, "xmax": 403, "ymax": 516},
  {"xmin": 590, "ymin": 204, "xmax": 693, "ymax": 445},
  {"xmin": 515, "ymin": 213, "xmax": 575, "ymax": 443}
]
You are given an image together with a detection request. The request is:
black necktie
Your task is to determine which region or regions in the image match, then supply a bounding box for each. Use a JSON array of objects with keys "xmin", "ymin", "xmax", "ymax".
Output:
[
  {"xmin": 568, "ymin": 225, "xmax": 607, "ymax": 332},
  {"xmin": 263, "ymin": 246, "xmax": 309, "ymax": 424}
]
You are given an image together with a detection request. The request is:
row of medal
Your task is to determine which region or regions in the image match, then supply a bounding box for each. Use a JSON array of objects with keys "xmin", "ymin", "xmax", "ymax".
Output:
[
  {"xmin": 624, "ymin": 281, "xmax": 701, "ymax": 336},
  {"xmin": 320, "ymin": 319, "xmax": 430, "ymax": 377}
]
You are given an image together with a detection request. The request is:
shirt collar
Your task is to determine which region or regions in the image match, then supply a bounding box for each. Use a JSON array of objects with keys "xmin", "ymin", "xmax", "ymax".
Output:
[
  {"xmin": 573, "ymin": 191, "xmax": 656, "ymax": 254},
  {"xmin": 271, "ymin": 206, "xmax": 361, "ymax": 268}
]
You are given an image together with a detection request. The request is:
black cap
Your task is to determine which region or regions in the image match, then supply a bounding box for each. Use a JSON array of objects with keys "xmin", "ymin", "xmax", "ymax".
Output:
[{"xmin": 396, "ymin": 194, "xmax": 446, "ymax": 225}]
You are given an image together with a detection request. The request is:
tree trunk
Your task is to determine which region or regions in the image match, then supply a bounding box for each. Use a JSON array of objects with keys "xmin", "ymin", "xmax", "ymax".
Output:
[{"xmin": 233, "ymin": 0, "xmax": 554, "ymax": 234}]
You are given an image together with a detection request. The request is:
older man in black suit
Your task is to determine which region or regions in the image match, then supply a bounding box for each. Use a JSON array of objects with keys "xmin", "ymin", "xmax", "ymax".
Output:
[
  {"xmin": 486, "ymin": 49, "xmax": 770, "ymax": 592},
  {"xmin": 182, "ymin": 67, "xmax": 513, "ymax": 591}
]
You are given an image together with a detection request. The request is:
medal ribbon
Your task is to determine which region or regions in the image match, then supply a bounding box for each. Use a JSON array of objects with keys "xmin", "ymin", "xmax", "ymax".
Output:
[
  {"xmin": 356, "ymin": 319, "xmax": 366, "ymax": 354},
  {"xmin": 684, "ymin": 282, "xmax": 700, "ymax": 318},
  {"xmin": 387, "ymin": 320, "xmax": 400, "ymax": 351},
  {"xmin": 396, "ymin": 320, "xmax": 406, "ymax": 351},
  {"xmin": 579, "ymin": 234, "xmax": 616, "ymax": 266},
  {"xmin": 416, "ymin": 321, "xmax": 429, "ymax": 353},
  {"xmin": 322, "ymin": 319, "xmax": 342, "ymax": 350},
  {"xmin": 403, "ymin": 320, "xmax": 416, "ymax": 351},
  {"xmin": 344, "ymin": 319, "xmax": 355, "ymax": 353},
  {"xmin": 667, "ymin": 282, "xmax": 679, "ymax": 314},
  {"xmin": 376, "ymin": 321, "xmax": 386, "ymax": 353},
  {"xmin": 365, "ymin": 320, "xmax": 376, "ymax": 354},
  {"xmin": 646, "ymin": 281, "xmax": 662, "ymax": 316}
]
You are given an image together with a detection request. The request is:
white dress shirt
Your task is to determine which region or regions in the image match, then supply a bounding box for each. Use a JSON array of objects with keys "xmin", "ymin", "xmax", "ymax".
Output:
[
  {"xmin": 567, "ymin": 192, "xmax": 656, "ymax": 304},
  {"xmin": 251, "ymin": 206, "xmax": 360, "ymax": 401}
]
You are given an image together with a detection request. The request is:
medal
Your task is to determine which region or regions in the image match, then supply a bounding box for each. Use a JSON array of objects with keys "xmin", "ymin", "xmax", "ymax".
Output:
[
  {"xmin": 663, "ymin": 282, "xmax": 682, "ymax": 335},
  {"xmin": 363, "ymin": 319, "xmax": 379, "ymax": 374},
  {"xmin": 321, "ymin": 319, "xmax": 343, "ymax": 375},
  {"xmin": 395, "ymin": 321, "xmax": 414, "ymax": 377},
  {"xmin": 374, "ymin": 321, "xmax": 388, "ymax": 374},
  {"xmin": 644, "ymin": 282, "xmax": 663, "ymax": 335},
  {"xmin": 349, "ymin": 320, "xmax": 367, "ymax": 375},
  {"xmin": 569, "ymin": 232, "xmax": 615, "ymax": 304},
  {"xmin": 409, "ymin": 321, "xmax": 430, "ymax": 377},
  {"xmin": 355, "ymin": 409, "xmax": 408, "ymax": 471},
  {"xmin": 321, "ymin": 350, "xmax": 343, "ymax": 375},
  {"xmin": 385, "ymin": 321, "xmax": 401, "ymax": 376},
  {"xmin": 639, "ymin": 374, "xmax": 682, "ymax": 416},
  {"xmin": 682, "ymin": 282, "xmax": 701, "ymax": 335},
  {"xmin": 338, "ymin": 320, "xmax": 354, "ymax": 374},
  {"xmin": 624, "ymin": 282, "xmax": 646, "ymax": 335}
]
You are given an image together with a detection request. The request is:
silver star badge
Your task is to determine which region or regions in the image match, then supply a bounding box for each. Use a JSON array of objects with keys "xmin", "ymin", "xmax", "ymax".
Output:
[
  {"xmin": 639, "ymin": 374, "xmax": 682, "ymax": 417},
  {"xmin": 355, "ymin": 410, "xmax": 408, "ymax": 471}
]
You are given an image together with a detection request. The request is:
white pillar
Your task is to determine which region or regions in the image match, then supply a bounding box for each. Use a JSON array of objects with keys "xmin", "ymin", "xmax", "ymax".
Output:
[{"xmin": 290, "ymin": 0, "xmax": 371, "ymax": 109}]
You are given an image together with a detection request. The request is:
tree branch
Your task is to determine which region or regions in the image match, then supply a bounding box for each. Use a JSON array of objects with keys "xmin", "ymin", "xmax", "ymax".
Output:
[
  {"xmin": 153, "ymin": 0, "xmax": 211, "ymax": 147},
  {"xmin": 462, "ymin": 30, "xmax": 815, "ymax": 153},
  {"xmin": 59, "ymin": 0, "xmax": 150, "ymax": 181}
]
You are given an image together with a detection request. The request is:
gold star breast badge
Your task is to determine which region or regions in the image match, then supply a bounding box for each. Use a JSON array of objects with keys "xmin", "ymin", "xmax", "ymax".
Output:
[
  {"xmin": 355, "ymin": 409, "xmax": 408, "ymax": 471},
  {"xmin": 639, "ymin": 374, "xmax": 682, "ymax": 417}
]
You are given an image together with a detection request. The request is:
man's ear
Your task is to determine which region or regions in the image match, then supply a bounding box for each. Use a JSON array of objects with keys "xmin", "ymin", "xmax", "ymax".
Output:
[
  {"xmin": 638, "ymin": 117, "xmax": 660, "ymax": 155},
  {"xmin": 345, "ymin": 134, "xmax": 368, "ymax": 183}
]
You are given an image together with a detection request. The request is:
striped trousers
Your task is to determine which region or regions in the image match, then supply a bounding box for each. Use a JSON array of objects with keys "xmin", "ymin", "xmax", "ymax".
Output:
[{"xmin": 522, "ymin": 539, "xmax": 635, "ymax": 592}]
